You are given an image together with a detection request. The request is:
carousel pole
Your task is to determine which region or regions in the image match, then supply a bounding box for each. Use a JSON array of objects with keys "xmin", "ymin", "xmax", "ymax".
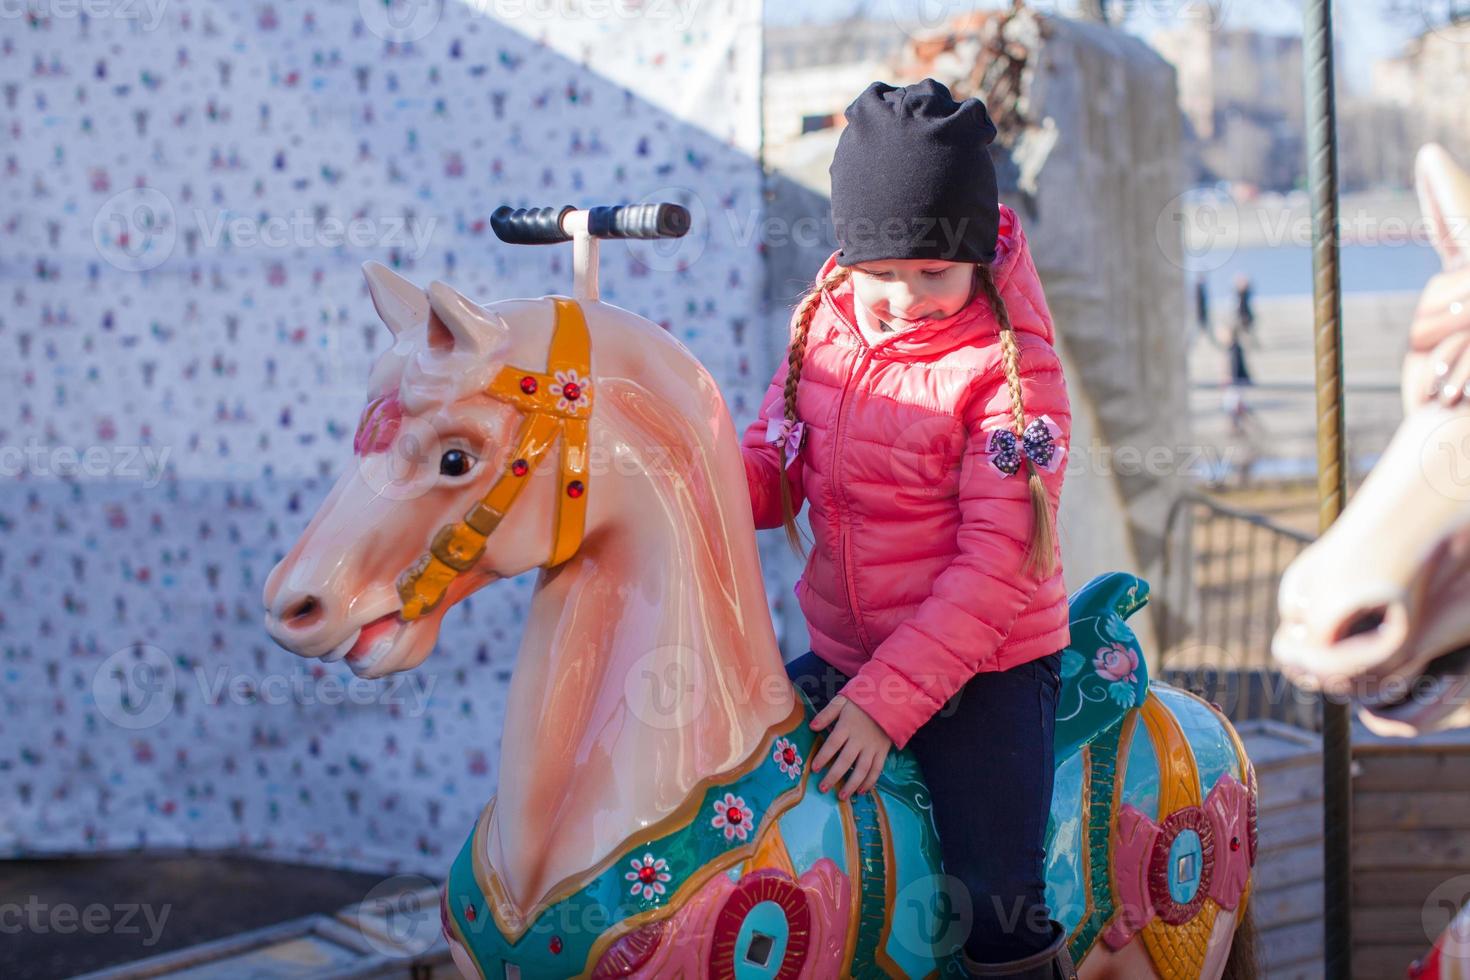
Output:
[{"xmin": 1302, "ymin": 0, "xmax": 1352, "ymax": 973}]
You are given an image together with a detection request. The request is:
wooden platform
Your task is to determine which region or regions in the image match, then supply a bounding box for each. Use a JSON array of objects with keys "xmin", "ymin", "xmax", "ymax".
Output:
[
  {"xmin": 1239, "ymin": 719, "xmax": 1327, "ymax": 979},
  {"xmin": 70, "ymin": 881, "xmax": 452, "ymax": 980},
  {"xmin": 1350, "ymin": 728, "xmax": 1470, "ymax": 979}
]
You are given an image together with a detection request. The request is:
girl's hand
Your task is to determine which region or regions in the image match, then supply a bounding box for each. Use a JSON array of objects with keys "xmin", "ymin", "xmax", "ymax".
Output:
[{"xmin": 809, "ymin": 695, "xmax": 892, "ymax": 799}]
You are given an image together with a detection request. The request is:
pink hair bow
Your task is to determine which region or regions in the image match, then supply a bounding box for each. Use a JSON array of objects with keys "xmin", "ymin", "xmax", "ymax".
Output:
[{"xmin": 765, "ymin": 417, "xmax": 806, "ymax": 467}]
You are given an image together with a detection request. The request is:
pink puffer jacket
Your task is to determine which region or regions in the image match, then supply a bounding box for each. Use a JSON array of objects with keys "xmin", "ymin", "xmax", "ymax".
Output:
[{"xmin": 741, "ymin": 204, "xmax": 1071, "ymax": 749}]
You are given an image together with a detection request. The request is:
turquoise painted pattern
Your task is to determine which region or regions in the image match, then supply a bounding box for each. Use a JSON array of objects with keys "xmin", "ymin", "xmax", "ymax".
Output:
[
  {"xmin": 1151, "ymin": 684, "xmax": 1246, "ymax": 796},
  {"xmin": 443, "ymin": 573, "xmax": 1250, "ymax": 977},
  {"xmin": 445, "ymin": 698, "xmax": 819, "ymax": 977},
  {"xmin": 1043, "ymin": 749, "xmax": 1089, "ymax": 938},
  {"xmin": 445, "ymin": 689, "xmax": 964, "ymax": 978},
  {"xmin": 1120, "ymin": 711, "xmax": 1162, "ymax": 823}
]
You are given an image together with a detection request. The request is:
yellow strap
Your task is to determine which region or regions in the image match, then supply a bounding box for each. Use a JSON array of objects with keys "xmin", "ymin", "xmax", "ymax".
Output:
[
  {"xmin": 396, "ymin": 297, "xmax": 593, "ymax": 620},
  {"xmin": 547, "ymin": 297, "xmax": 592, "ymax": 380},
  {"xmin": 550, "ymin": 415, "xmax": 589, "ymax": 566}
]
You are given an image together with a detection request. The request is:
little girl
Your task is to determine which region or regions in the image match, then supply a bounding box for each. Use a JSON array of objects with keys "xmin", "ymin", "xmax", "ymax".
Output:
[{"xmin": 741, "ymin": 79, "xmax": 1074, "ymax": 980}]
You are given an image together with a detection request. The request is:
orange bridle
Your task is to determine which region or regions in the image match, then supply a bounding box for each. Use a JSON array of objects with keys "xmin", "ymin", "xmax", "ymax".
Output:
[{"xmin": 397, "ymin": 297, "xmax": 593, "ymax": 620}]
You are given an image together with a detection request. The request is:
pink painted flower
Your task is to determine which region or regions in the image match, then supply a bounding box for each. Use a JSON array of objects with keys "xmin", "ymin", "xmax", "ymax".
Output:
[
  {"xmin": 1094, "ymin": 642, "xmax": 1139, "ymax": 683},
  {"xmin": 711, "ymin": 792, "xmax": 754, "ymax": 842},
  {"xmin": 549, "ymin": 369, "xmax": 590, "ymax": 414},
  {"xmin": 624, "ymin": 852, "xmax": 672, "ymax": 901},
  {"xmin": 772, "ymin": 737, "xmax": 803, "ymax": 779}
]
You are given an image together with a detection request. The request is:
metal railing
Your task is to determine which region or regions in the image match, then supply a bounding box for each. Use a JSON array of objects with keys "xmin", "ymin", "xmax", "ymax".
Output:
[{"xmin": 1157, "ymin": 491, "xmax": 1323, "ymax": 730}]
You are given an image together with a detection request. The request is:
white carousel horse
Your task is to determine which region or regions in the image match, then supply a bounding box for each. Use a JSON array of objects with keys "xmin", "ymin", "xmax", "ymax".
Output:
[
  {"xmin": 263, "ymin": 205, "xmax": 1257, "ymax": 978},
  {"xmin": 1272, "ymin": 144, "xmax": 1470, "ymax": 979}
]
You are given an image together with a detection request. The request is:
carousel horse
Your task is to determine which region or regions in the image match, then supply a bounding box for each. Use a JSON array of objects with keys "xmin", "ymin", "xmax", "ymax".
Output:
[
  {"xmin": 1272, "ymin": 144, "xmax": 1470, "ymax": 979},
  {"xmin": 263, "ymin": 203, "xmax": 1258, "ymax": 978}
]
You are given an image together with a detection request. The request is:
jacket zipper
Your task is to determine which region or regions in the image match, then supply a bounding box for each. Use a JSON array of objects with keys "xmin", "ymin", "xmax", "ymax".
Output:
[{"xmin": 831, "ymin": 306, "xmax": 876, "ymax": 657}]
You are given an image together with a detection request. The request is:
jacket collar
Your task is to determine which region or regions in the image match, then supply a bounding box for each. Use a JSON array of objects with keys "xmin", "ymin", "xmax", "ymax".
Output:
[{"xmin": 815, "ymin": 204, "xmax": 1050, "ymax": 359}]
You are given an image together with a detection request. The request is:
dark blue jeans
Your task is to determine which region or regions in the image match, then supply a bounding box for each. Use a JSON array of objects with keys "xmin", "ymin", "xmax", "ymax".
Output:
[{"xmin": 785, "ymin": 648, "xmax": 1063, "ymax": 963}]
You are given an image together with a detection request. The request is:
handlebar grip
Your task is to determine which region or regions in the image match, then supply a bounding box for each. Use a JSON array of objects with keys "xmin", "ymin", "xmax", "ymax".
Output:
[
  {"xmin": 490, "ymin": 203, "xmax": 691, "ymax": 244},
  {"xmin": 587, "ymin": 203, "xmax": 690, "ymax": 240},
  {"xmin": 490, "ymin": 204, "xmax": 576, "ymax": 245}
]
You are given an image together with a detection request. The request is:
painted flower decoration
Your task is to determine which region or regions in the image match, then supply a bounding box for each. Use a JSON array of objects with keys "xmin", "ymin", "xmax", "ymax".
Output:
[
  {"xmin": 771, "ymin": 737, "xmax": 803, "ymax": 779},
  {"xmin": 549, "ymin": 368, "xmax": 590, "ymax": 413},
  {"xmin": 1101, "ymin": 612, "xmax": 1133, "ymax": 645},
  {"xmin": 1061, "ymin": 649, "xmax": 1086, "ymax": 679},
  {"xmin": 711, "ymin": 792, "xmax": 755, "ymax": 842},
  {"xmin": 624, "ymin": 852, "xmax": 672, "ymax": 901},
  {"xmin": 1108, "ymin": 680, "xmax": 1138, "ymax": 709},
  {"xmin": 1094, "ymin": 642, "xmax": 1139, "ymax": 684}
]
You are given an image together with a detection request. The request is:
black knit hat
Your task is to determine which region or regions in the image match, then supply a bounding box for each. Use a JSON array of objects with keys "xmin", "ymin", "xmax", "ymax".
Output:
[{"xmin": 829, "ymin": 78, "xmax": 1000, "ymax": 266}]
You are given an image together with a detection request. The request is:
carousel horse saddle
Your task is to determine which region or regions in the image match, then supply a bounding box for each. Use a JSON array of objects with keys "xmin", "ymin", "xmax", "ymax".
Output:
[
  {"xmin": 861, "ymin": 571, "xmax": 1151, "ymax": 800},
  {"xmin": 1053, "ymin": 572, "xmax": 1152, "ymax": 764}
]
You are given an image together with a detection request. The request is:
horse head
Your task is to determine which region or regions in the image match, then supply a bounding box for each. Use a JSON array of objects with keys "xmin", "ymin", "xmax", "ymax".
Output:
[
  {"xmin": 262, "ymin": 260, "xmax": 793, "ymax": 917},
  {"xmin": 262, "ymin": 262, "xmax": 570, "ymax": 677},
  {"xmin": 1272, "ymin": 144, "xmax": 1470, "ymax": 736}
]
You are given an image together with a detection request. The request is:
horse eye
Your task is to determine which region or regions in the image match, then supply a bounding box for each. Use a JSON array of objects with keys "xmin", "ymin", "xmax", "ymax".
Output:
[{"xmin": 440, "ymin": 449, "xmax": 476, "ymax": 477}]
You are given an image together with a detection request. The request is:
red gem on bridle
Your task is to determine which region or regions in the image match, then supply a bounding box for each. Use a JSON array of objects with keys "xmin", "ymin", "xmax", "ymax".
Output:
[{"xmin": 562, "ymin": 381, "xmax": 581, "ymax": 401}]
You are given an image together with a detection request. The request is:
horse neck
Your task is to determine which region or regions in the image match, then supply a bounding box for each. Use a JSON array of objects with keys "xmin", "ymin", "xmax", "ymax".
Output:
[{"xmin": 486, "ymin": 372, "xmax": 795, "ymax": 917}]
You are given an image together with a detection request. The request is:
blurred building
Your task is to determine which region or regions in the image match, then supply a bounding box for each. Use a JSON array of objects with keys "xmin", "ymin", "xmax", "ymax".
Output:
[
  {"xmin": 1149, "ymin": 15, "xmax": 1310, "ymax": 191},
  {"xmin": 762, "ymin": 19, "xmax": 909, "ymax": 151},
  {"xmin": 1367, "ymin": 21, "xmax": 1470, "ymax": 175}
]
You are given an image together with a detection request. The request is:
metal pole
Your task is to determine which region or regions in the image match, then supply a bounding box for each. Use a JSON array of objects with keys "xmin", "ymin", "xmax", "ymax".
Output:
[{"xmin": 1303, "ymin": 0, "xmax": 1352, "ymax": 973}]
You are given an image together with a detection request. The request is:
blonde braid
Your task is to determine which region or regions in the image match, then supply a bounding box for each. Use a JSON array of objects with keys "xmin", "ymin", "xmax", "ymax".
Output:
[
  {"xmin": 976, "ymin": 263, "xmax": 1058, "ymax": 578},
  {"xmin": 779, "ymin": 265, "xmax": 851, "ymax": 557}
]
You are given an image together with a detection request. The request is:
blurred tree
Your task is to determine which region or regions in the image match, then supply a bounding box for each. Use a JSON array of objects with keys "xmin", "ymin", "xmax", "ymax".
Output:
[{"xmin": 1379, "ymin": 0, "xmax": 1470, "ymax": 27}]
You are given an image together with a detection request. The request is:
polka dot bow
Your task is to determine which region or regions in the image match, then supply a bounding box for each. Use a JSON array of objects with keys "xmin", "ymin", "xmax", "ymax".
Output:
[{"xmin": 982, "ymin": 415, "xmax": 1064, "ymax": 477}]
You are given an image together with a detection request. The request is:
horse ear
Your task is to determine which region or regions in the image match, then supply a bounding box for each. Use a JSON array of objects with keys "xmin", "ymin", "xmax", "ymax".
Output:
[
  {"xmin": 363, "ymin": 261, "xmax": 428, "ymax": 337},
  {"xmin": 426, "ymin": 280, "xmax": 511, "ymax": 357},
  {"xmin": 1415, "ymin": 143, "xmax": 1470, "ymax": 272}
]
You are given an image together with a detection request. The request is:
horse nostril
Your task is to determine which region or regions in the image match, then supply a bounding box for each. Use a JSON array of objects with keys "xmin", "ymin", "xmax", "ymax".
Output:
[
  {"xmin": 1337, "ymin": 604, "xmax": 1389, "ymax": 643},
  {"xmin": 283, "ymin": 594, "xmax": 325, "ymax": 629}
]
